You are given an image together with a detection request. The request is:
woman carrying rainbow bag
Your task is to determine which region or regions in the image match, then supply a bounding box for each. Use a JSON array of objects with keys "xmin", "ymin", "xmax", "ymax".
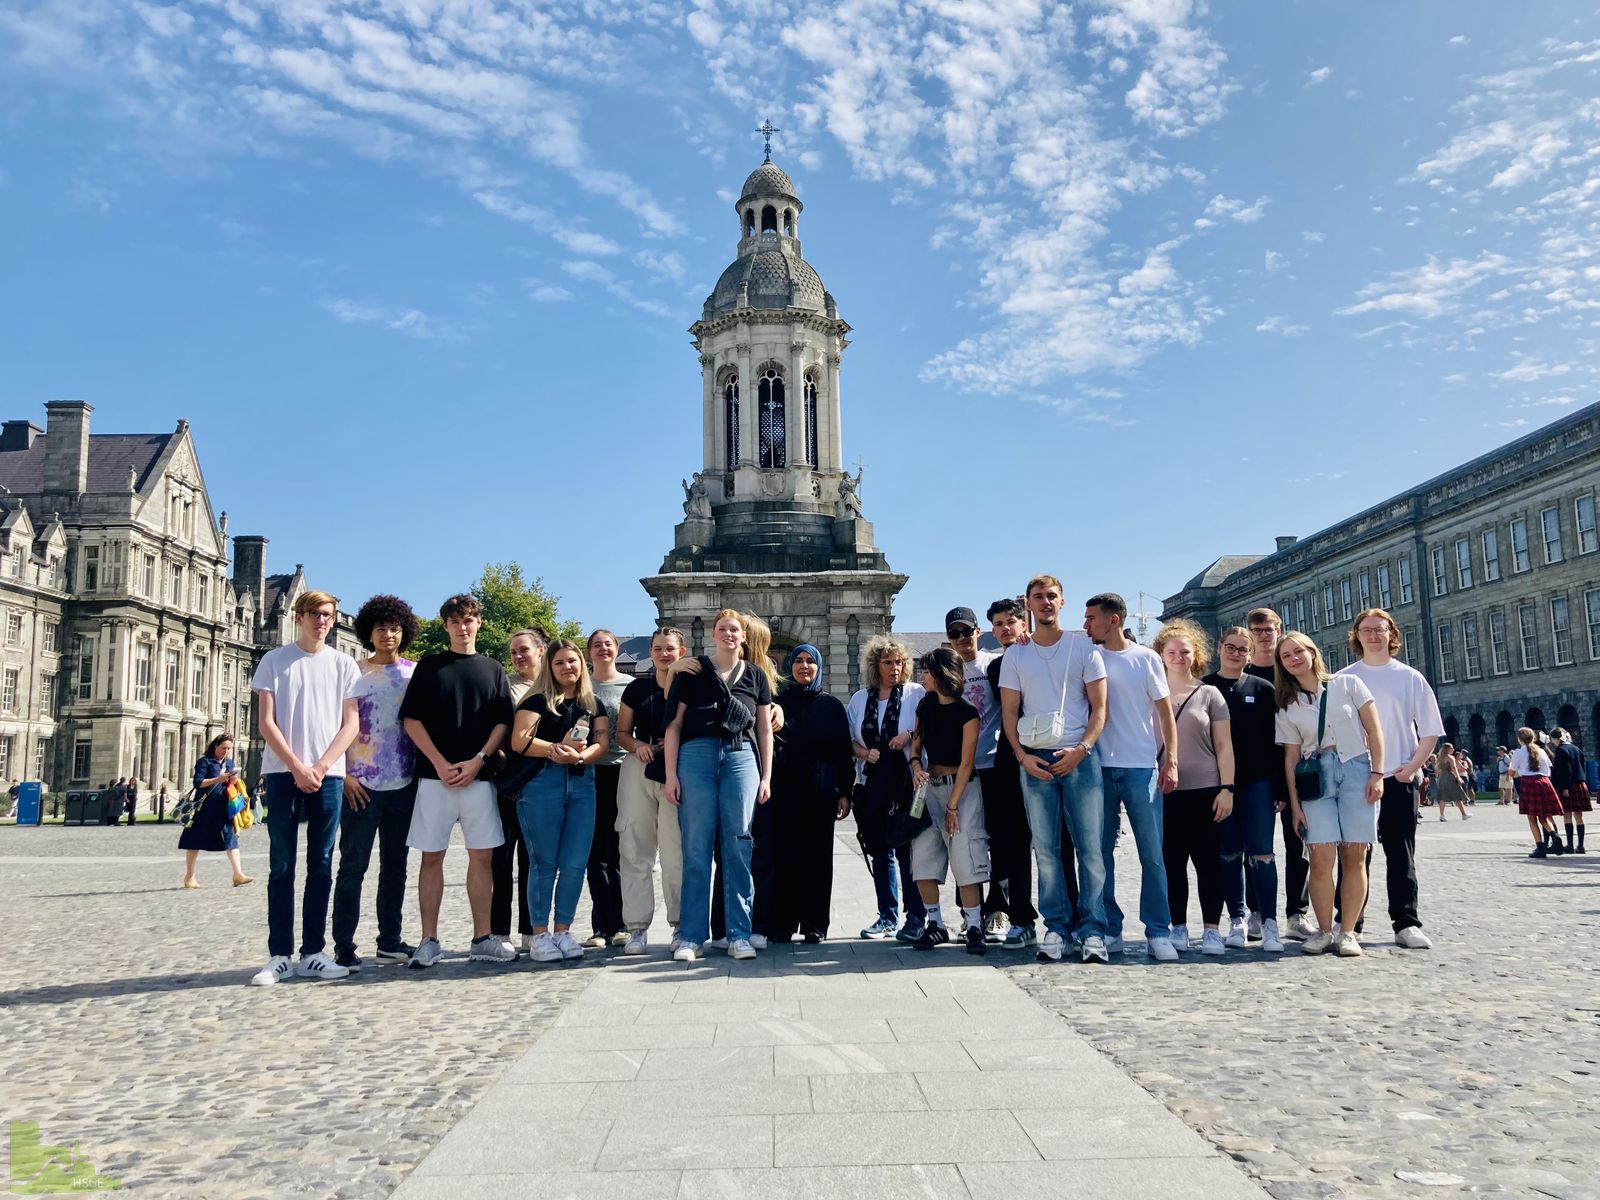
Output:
[{"xmin": 179, "ymin": 732, "xmax": 255, "ymax": 889}]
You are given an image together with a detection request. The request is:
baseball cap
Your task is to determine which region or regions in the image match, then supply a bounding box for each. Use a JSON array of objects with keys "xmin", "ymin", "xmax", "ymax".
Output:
[{"xmin": 944, "ymin": 606, "xmax": 979, "ymax": 632}]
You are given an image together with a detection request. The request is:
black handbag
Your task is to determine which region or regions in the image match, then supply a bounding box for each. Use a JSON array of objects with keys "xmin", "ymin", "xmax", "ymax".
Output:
[
  {"xmin": 495, "ymin": 716, "xmax": 542, "ymax": 800},
  {"xmin": 1292, "ymin": 688, "xmax": 1330, "ymax": 802}
]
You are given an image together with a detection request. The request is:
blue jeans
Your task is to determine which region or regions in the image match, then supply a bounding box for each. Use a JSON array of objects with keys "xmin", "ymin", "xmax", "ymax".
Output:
[
  {"xmin": 265, "ymin": 773, "xmax": 343, "ymax": 959},
  {"xmin": 1019, "ymin": 747, "xmax": 1106, "ymax": 939},
  {"xmin": 331, "ymin": 781, "xmax": 417, "ymax": 954},
  {"xmin": 677, "ymin": 737, "xmax": 758, "ymax": 944},
  {"xmin": 867, "ymin": 843, "xmax": 925, "ymax": 925},
  {"xmin": 1101, "ymin": 766, "xmax": 1169, "ymax": 941},
  {"xmin": 517, "ymin": 767, "xmax": 596, "ymax": 929},
  {"xmin": 1218, "ymin": 778, "xmax": 1278, "ymax": 923}
]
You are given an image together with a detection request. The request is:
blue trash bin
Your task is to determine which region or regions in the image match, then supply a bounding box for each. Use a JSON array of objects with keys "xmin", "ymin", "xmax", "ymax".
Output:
[{"xmin": 15, "ymin": 781, "xmax": 42, "ymax": 826}]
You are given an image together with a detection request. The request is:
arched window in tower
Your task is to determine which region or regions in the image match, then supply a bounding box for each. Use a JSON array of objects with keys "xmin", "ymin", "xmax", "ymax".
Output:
[
  {"xmin": 784, "ymin": 208, "xmax": 795, "ymax": 236},
  {"xmin": 803, "ymin": 372, "xmax": 818, "ymax": 466},
  {"xmin": 744, "ymin": 209, "xmax": 755, "ymax": 239},
  {"xmin": 758, "ymin": 367, "xmax": 786, "ymax": 469},
  {"xmin": 761, "ymin": 205, "xmax": 778, "ymax": 234},
  {"xmin": 723, "ymin": 375, "xmax": 740, "ymax": 473}
]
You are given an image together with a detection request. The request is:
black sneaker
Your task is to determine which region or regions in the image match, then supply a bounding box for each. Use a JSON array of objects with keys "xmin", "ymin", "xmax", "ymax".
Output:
[
  {"xmin": 334, "ymin": 948, "xmax": 363, "ymax": 972},
  {"xmin": 802, "ymin": 931, "xmax": 823, "ymax": 945},
  {"xmin": 964, "ymin": 925, "xmax": 987, "ymax": 956},
  {"xmin": 1530, "ymin": 844, "xmax": 1548, "ymax": 858},
  {"xmin": 912, "ymin": 925, "xmax": 941, "ymax": 952},
  {"xmin": 895, "ymin": 919, "xmax": 926, "ymax": 943},
  {"xmin": 375, "ymin": 942, "xmax": 416, "ymax": 964},
  {"xmin": 931, "ymin": 924, "xmax": 951, "ymax": 945}
]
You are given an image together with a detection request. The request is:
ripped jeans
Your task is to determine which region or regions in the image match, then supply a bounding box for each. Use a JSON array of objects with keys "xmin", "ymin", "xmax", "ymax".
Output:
[
  {"xmin": 1219, "ymin": 777, "xmax": 1278, "ymax": 923},
  {"xmin": 676, "ymin": 736, "xmax": 759, "ymax": 945}
]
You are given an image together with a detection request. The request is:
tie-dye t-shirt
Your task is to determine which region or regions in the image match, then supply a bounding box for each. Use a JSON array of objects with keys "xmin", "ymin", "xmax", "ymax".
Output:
[{"xmin": 347, "ymin": 659, "xmax": 417, "ymax": 789}]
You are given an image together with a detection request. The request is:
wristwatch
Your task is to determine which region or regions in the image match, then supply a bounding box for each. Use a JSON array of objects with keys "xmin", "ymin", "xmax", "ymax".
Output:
[
  {"xmin": 478, "ymin": 752, "xmax": 491, "ymax": 763},
  {"xmin": 1217, "ymin": 785, "xmax": 1234, "ymax": 792}
]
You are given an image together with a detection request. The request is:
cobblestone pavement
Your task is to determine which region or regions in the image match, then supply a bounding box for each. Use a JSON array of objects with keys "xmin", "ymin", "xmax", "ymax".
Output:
[
  {"xmin": 0, "ymin": 824, "xmax": 594, "ymax": 1199},
  {"xmin": 1002, "ymin": 803, "xmax": 1600, "ymax": 1200}
]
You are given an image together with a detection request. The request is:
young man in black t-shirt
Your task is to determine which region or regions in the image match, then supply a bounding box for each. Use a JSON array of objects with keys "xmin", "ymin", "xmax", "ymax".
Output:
[{"xmin": 399, "ymin": 595, "xmax": 514, "ymax": 969}]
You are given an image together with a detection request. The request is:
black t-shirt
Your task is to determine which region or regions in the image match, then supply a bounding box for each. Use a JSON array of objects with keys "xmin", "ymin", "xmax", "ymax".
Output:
[
  {"xmin": 987, "ymin": 652, "xmax": 1019, "ymax": 770},
  {"xmin": 620, "ymin": 674, "xmax": 669, "ymax": 744},
  {"xmin": 399, "ymin": 651, "xmax": 514, "ymax": 780},
  {"xmin": 917, "ymin": 695, "xmax": 980, "ymax": 769},
  {"xmin": 1243, "ymin": 662, "xmax": 1274, "ymax": 682},
  {"xmin": 510, "ymin": 692, "xmax": 610, "ymax": 778},
  {"xmin": 1202, "ymin": 671, "xmax": 1280, "ymax": 788},
  {"xmin": 666, "ymin": 659, "xmax": 772, "ymax": 742}
]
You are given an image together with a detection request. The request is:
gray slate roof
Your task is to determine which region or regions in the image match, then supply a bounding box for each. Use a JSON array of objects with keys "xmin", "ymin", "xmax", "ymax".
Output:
[
  {"xmin": 704, "ymin": 249, "xmax": 827, "ymax": 319},
  {"xmin": 1181, "ymin": 555, "xmax": 1265, "ymax": 591},
  {"xmin": 0, "ymin": 433, "xmax": 172, "ymax": 495},
  {"xmin": 741, "ymin": 161, "xmax": 797, "ymax": 200}
]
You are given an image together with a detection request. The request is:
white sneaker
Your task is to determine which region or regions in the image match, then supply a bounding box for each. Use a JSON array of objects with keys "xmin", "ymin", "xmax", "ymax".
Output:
[
  {"xmin": 469, "ymin": 935, "xmax": 517, "ymax": 963},
  {"xmin": 1395, "ymin": 927, "xmax": 1432, "ymax": 949},
  {"xmin": 1261, "ymin": 919, "xmax": 1284, "ymax": 953},
  {"xmin": 1169, "ymin": 924, "xmax": 1190, "ymax": 951},
  {"xmin": 1104, "ymin": 935, "xmax": 1125, "ymax": 954},
  {"xmin": 749, "ymin": 934, "xmax": 768, "ymax": 950},
  {"xmin": 501, "ymin": 937, "xmax": 521, "ymax": 960},
  {"xmin": 1288, "ymin": 913, "xmax": 1320, "ymax": 940},
  {"xmin": 1147, "ymin": 936, "xmax": 1178, "ymax": 962},
  {"xmin": 1224, "ymin": 918, "xmax": 1247, "ymax": 949},
  {"xmin": 1081, "ymin": 935, "xmax": 1110, "ymax": 964},
  {"xmin": 1247, "ymin": 911, "xmax": 1262, "ymax": 940},
  {"xmin": 729, "ymin": 938, "xmax": 757, "ymax": 960},
  {"xmin": 673, "ymin": 942, "xmax": 698, "ymax": 963},
  {"xmin": 1301, "ymin": 930, "xmax": 1334, "ymax": 955},
  {"xmin": 623, "ymin": 930, "xmax": 649, "ymax": 956},
  {"xmin": 520, "ymin": 933, "xmax": 533, "ymax": 954},
  {"xmin": 704, "ymin": 937, "xmax": 729, "ymax": 952},
  {"xmin": 249, "ymin": 955, "xmax": 292, "ymax": 986},
  {"xmin": 1331, "ymin": 922, "xmax": 1344, "ymax": 940},
  {"xmin": 408, "ymin": 937, "xmax": 444, "ymax": 970},
  {"xmin": 553, "ymin": 931, "xmax": 584, "ymax": 960},
  {"xmin": 294, "ymin": 951, "xmax": 350, "ymax": 981},
  {"xmin": 1037, "ymin": 931, "xmax": 1067, "ymax": 962},
  {"xmin": 1200, "ymin": 929, "xmax": 1226, "ymax": 956},
  {"xmin": 1336, "ymin": 931, "xmax": 1363, "ymax": 957},
  {"xmin": 528, "ymin": 932, "xmax": 563, "ymax": 963}
]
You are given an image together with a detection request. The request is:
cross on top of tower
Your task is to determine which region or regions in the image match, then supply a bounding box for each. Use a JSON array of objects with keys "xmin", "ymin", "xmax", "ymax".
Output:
[{"xmin": 756, "ymin": 119, "xmax": 781, "ymax": 162}]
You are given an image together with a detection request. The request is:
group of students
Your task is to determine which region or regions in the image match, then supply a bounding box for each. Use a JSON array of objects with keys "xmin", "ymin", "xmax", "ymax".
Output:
[
  {"xmin": 1504, "ymin": 726, "xmax": 1590, "ymax": 858},
  {"xmin": 213, "ymin": 573, "xmax": 1482, "ymax": 987}
]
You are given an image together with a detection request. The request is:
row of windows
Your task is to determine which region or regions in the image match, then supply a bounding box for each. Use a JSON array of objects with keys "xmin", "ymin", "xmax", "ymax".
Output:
[
  {"xmin": 5, "ymin": 546, "xmax": 64, "ymax": 588},
  {"xmin": 0, "ymin": 612, "xmax": 60, "ymax": 651},
  {"xmin": 0, "ymin": 733, "xmax": 50, "ymax": 783},
  {"xmin": 721, "ymin": 368, "xmax": 820, "ymax": 472},
  {"xmin": 1429, "ymin": 496, "xmax": 1596, "ymax": 598},
  {"xmin": 65, "ymin": 728, "xmax": 217, "ymax": 785},
  {"xmin": 1432, "ymin": 589, "xmax": 1600, "ymax": 683},
  {"xmin": 65, "ymin": 636, "xmax": 240, "ymax": 712},
  {"xmin": 1236, "ymin": 555, "xmax": 1415, "ymax": 637},
  {"xmin": 78, "ymin": 542, "xmax": 224, "ymax": 618}
]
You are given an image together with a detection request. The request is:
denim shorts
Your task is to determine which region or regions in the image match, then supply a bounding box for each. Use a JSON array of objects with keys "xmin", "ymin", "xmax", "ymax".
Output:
[{"xmin": 1300, "ymin": 751, "xmax": 1378, "ymax": 846}]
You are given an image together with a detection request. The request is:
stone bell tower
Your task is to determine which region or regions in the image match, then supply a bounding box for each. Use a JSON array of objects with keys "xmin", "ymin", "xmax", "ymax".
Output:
[{"xmin": 641, "ymin": 145, "xmax": 906, "ymax": 697}]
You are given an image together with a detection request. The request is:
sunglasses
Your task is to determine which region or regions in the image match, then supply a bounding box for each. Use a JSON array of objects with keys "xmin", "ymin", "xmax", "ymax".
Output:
[{"xmin": 946, "ymin": 627, "xmax": 976, "ymax": 639}]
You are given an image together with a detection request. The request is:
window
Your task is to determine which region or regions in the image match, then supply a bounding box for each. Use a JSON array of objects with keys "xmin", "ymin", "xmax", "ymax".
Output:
[
  {"xmin": 1455, "ymin": 538, "xmax": 1473, "ymax": 589},
  {"xmin": 197, "ymin": 573, "xmax": 209, "ymax": 616},
  {"xmin": 39, "ymin": 672, "xmax": 55, "ymax": 717},
  {"xmin": 1462, "ymin": 616, "xmax": 1481, "ymax": 679},
  {"xmin": 1588, "ymin": 589, "xmax": 1600, "ymax": 661},
  {"xmin": 723, "ymin": 375, "xmax": 740, "ymax": 472},
  {"xmin": 163, "ymin": 648, "xmax": 180, "ymax": 707},
  {"xmin": 43, "ymin": 620, "xmax": 59, "ymax": 653},
  {"xmin": 105, "ymin": 541, "xmax": 125, "ymax": 589},
  {"xmin": 1358, "ymin": 569, "xmax": 1371, "ymax": 608},
  {"xmin": 757, "ymin": 366, "xmax": 786, "ymax": 469},
  {"xmin": 1340, "ymin": 578, "xmax": 1353, "ymax": 620},
  {"xmin": 1482, "ymin": 529, "xmax": 1501, "ymax": 582},
  {"xmin": 162, "ymin": 730, "xmax": 177, "ymax": 782},
  {"xmin": 5, "ymin": 612, "xmax": 21, "ymax": 646},
  {"xmin": 133, "ymin": 728, "xmax": 149, "ymax": 781},
  {"xmin": 1541, "ymin": 506, "xmax": 1563, "ymax": 564},
  {"xmin": 803, "ymin": 373, "xmax": 818, "ymax": 466},
  {"xmin": 1318, "ymin": 584, "xmax": 1332, "ymax": 626},
  {"xmin": 8, "ymin": 548, "xmax": 21, "ymax": 578},
  {"xmin": 0, "ymin": 735, "xmax": 12, "ymax": 780},
  {"xmin": 1518, "ymin": 603, "xmax": 1540, "ymax": 670},
  {"xmin": 1550, "ymin": 597, "xmax": 1573, "ymax": 665},
  {"xmin": 2, "ymin": 668, "xmax": 16, "ymax": 712},
  {"xmin": 221, "ymin": 701, "xmax": 231, "ymax": 729},
  {"xmin": 1431, "ymin": 547, "xmax": 1448, "ymax": 597},
  {"xmin": 1488, "ymin": 609, "xmax": 1510, "ymax": 675},
  {"xmin": 1434, "ymin": 625, "xmax": 1455, "ymax": 684},
  {"xmin": 1402, "ymin": 628, "xmax": 1417, "ymax": 666},
  {"xmin": 1398, "ymin": 555, "xmax": 1414, "ymax": 604},
  {"xmin": 72, "ymin": 736, "xmax": 92, "ymax": 781},
  {"xmin": 77, "ymin": 639, "xmax": 94, "ymax": 701},
  {"xmin": 190, "ymin": 652, "xmax": 207, "ymax": 709},
  {"xmin": 222, "ymin": 658, "xmax": 232, "ymax": 687},
  {"xmin": 81, "ymin": 544, "xmax": 99, "ymax": 591},
  {"xmin": 1510, "ymin": 518, "xmax": 1530, "ymax": 572},
  {"xmin": 1577, "ymin": 496, "xmax": 1598, "ymax": 555},
  {"xmin": 1295, "ymin": 596, "xmax": 1306, "ymax": 630},
  {"xmin": 1377, "ymin": 563, "xmax": 1392, "ymax": 609},
  {"xmin": 33, "ymin": 737, "xmax": 48, "ymax": 781},
  {"xmin": 142, "ymin": 553, "xmax": 156, "ymax": 596},
  {"xmin": 134, "ymin": 642, "xmax": 153, "ymax": 704},
  {"xmin": 170, "ymin": 565, "xmax": 184, "ymax": 608}
]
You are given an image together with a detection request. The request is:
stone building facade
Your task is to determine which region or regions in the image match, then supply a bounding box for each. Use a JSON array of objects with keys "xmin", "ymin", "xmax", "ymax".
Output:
[
  {"xmin": 1162, "ymin": 403, "xmax": 1600, "ymax": 763},
  {"xmin": 641, "ymin": 157, "xmax": 907, "ymax": 696},
  {"xmin": 0, "ymin": 401, "xmax": 360, "ymax": 799}
]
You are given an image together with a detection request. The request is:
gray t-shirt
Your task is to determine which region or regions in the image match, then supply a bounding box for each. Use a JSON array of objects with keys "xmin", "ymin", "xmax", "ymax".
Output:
[
  {"xmin": 251, "ymin": 643, "xmax": 361, "ymax": 777},
  {"xmin": 591, "ymin": 677, "xmax": 631, "ymax": 767},
  {"xmin": 997, "ymin": 633, "xmax": 1106, "ymax": 751},
  {"xmin": 1164, "ymin": 683, "xmax": 1230, "ymax": 790},
  {"xmin": 1096, "ymin": 643, "xmax": 1170, "ymax": 769}
]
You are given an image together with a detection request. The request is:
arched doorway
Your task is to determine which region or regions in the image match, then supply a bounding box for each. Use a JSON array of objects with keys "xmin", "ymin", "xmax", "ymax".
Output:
[
  {"xmin": 1557, "ymin": 703, "xmax": 1580, "ymax": 735},
  {"xmin": 1526, "ymin": 706, "xmax": 1545, "ymax": 732},
  {"xmin": 1469, "ymin": 713, "xmax": 1487, "ymax": 763},
  {"xmin": 1496, "ymin": 710, "xmax": 1514, "ymax": 751},
  {"xmin": 1443, "ymin": 715, "xmax": 1460, "ymax": 747}
]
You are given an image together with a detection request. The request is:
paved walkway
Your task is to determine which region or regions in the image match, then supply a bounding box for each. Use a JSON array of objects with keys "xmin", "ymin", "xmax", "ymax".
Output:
[{"xmin": 390, "ymin": 828, "xmax": 1266, "ymax": 1200}]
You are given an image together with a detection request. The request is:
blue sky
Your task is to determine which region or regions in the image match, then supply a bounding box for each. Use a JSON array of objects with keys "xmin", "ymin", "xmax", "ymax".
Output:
[{"xmin": 2, "ymin": 2, "xmax": 1596, "ymax": 638}]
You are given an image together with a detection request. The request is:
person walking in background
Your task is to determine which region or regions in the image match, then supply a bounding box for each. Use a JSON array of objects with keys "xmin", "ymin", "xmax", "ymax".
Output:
[
  {"xmin": 1551, "ymin": 728, "xmax": 1588, "ymax": 854},
  {"xmin": 179, "ymin": 734, "xmax": 252, "ymax": 889},
  {"xmin": 124, "ymin": 778, "xmax": 140, "ymax": 825},
  {"xmin": 492, "ymin": 628, "xmax": 545, "ymax": 955},
  {"xmin": 1512, "ymin": 727, "xmax": 1566, "ymax": 858},
  {"xmin": 330, "ymin": 595, "xmax": 420, "ymax": 970},
  {"xmin": 584, "ymin": 629, "xmax": 630, "ymax": 950},
  {"xmin": 1497, "ymin": 746, "xmax": 1514, "ymax": 805},
  {"xmin": 101, "ymin": 779, "xmax": 122, "ymax": 826},
  {"xmin": 1433, "ymin": 743, "xmax": 1471, "ymax": 822}
]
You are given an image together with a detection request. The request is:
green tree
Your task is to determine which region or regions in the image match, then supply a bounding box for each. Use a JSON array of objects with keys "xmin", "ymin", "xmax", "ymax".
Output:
[{"xmin": 409, "ymin": 562, "xmax": 582, "ymax": 665}]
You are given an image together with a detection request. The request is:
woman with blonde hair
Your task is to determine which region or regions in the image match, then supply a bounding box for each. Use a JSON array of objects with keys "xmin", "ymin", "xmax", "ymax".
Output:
[
  {"xmin": 1510, "ymin": 727, "xmax": 1564, "ymax": 857},
  {"xmin": 1273, "ymin": 632, "xmax": 1385, "ymax": 957},
  {"xmin": 847, "ymin": 635, "xmax": 927, "ymax": 940},
  {"xmin": 505, "ymin": 639, "xmax": 612, "ymax": 962}
]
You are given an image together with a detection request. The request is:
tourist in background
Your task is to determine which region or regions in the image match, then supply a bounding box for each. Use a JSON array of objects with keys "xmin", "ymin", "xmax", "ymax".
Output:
[
  {"xmin": 768, "ymin": 644, "xmax": 853, "ymax": 943},
  {"xmin": 123, "ymin": 778, "xmax": 138, "ymax": 825},
  {"xmin": 1497, "ymin": 746, "xmax": 1513, "ymax": 805},
  {"xmin": 1551, "ymin": 728, "xmax": 1588, "ymax": 854},
  {"xmin": 1275, "ymin": 632, "xmax": 1385, "ymax": 957},
  {"xmin": 330, "ymin": 594, "xmax": 420, "ymax": 970},
  {"xmin": 1433, "ymin": 743, "xmax": 1471, "ymax": 822},
  {"xmin": 1512, "ymin": 727, "xmax": 1565, "ymax": 857},
  {"xmin": 847, "ymin": 635, "xmax": 926, "ymax": 942},
  {"xmin": 584, "ymin": 629, "xmax": 629, "ymax": 949},
  {"xmin": 180, "ymin": 733, "xmax": 252, "ymax": 889},
  {"xmin": 492, "ymin": 628, "xmax": 544, "ymax": 954},
  {"xmin": 1153, "ymin": 621, "xmax": 1247, "ymax": 955}
]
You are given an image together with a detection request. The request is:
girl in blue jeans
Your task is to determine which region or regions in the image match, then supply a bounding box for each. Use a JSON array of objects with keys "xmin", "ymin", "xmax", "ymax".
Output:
[{"xmin": 511, "ymin": 640, "xmax": 611, "ymax": 963}]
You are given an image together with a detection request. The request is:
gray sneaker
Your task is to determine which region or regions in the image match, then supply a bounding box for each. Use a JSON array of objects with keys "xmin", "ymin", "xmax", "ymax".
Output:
[
  {"xmin": 623, "ymin": 930, "xmax": 649, "ymax": 956},
  {"xmin": 469, "ymin": 935, "xmax": 517, "ymax": 963},
  {"xmin": 1081, "ymin": 936, "xmax": 1110, "ymax": 964},
  {"xmin": 1002, "ymin": 924, "xmax": 1037, "ymax": 949},
  {"xmin": 553, "ymin": 931, "xmax": 585, "ymax": 960},
  {"xmin": 408, "ymin": 937, "xmax": 444, "ymax": 970}
]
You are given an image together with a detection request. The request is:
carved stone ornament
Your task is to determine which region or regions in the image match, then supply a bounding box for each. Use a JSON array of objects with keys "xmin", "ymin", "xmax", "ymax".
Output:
[{"xmin": 760, "ymin": 473, "xmax": 786, "ymax": 498}]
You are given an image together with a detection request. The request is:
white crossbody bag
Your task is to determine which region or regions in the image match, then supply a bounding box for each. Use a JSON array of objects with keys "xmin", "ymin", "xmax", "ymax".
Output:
[{"xmin": 1017, "ymin": 642, "xmax": 1072, "ymax": 749}]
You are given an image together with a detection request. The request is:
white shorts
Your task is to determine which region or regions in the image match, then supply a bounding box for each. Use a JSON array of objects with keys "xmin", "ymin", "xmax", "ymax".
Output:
[{"xmin": 407, "ymin": 778, "xmax": 504, "ymax": 852}]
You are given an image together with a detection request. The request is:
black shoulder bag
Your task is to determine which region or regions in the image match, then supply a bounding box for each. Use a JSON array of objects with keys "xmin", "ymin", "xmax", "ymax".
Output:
[{"xmin": 1292, "ymin": 687, "xmax": 1329, "ymax": 801}]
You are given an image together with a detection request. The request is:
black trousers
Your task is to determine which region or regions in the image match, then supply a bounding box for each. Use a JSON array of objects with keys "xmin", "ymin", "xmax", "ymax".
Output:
[
  {"xmin": 491, "ymin": 790, "xmax": 532, "ymax": 937},
  {"xmin": 978, "ymin": 764, "xmax": 1041, "ymax": 925},
  {"xmin": 761, "ymin": 785, "xmax": 838, "ymax": 939},
  {"xmin": 1164, "ymin": 787, "xmax": 1224, "ymax": 927},
  {"xmin": 587, "ymin": 764, "xmax": 625, "ymax": 938},
  {"xmin": 1336, "ymin": 777, "xmax": 1422, "ymax": 933}
]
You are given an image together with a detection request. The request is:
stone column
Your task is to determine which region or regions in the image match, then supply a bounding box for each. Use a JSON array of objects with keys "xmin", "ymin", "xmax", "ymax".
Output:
[
  {"xmin": 787, "ymin": 340, "xmax": 806, "ymax": 468},
  {"xmin": 825, "ymin": 352, "xmax": 843, "ymax": 472},
  {"xmin": 700, "ymin": 353, "xmax": 717, "ymax": 474},
  {"xmin": 736, "ymin": 339, "xmax": 754, "ymax": 472},
  {"xmin": 827, "ymin": 618, "xmax": 850, "ymax": 700},
  {"xmin": 98, "ymin": 620, "xmax": 113, "ymax": 703}
]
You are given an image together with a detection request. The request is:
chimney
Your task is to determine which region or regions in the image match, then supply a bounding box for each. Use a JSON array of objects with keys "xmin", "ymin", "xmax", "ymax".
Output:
[
  {"xmin": 1275, "ymin": 535, "xmax": 1298, "ymax": 552},
  {"xmin": 233, "ymin": 535, "xmax": 269, "ymax": 610},
  {"xmin": 1, "ymin": 420, "xmax": 42, "ymax": 451},
  {"xmin": 43, "ymin": 401, "xmax": 93, "ymax": 495}
]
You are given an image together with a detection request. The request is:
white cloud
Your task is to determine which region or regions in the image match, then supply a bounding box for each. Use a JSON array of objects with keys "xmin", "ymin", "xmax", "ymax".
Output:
[
  {"xmin": 1448, "ymin": 35, "xmax": 1469, "ymax": 47},
  {"xmin": 320, "ymin": 297, "xmax": 457, "ymax": 341},
  {"xmin": 1337, "ymin": 254, "xmax": 1512, "ymax": 319},
  {"xmin": 1494, "ymin": 358, "xmax": 1572, "ymax": 383},
  {"xmin": 1300, "ymin": 230, "xmax": 1325, "ymax": 245},
  {"xmin": 1264, "ymin": 249, "xmax": 1287, "ymax": 271},
  {"xmin": 1194, "ymin": 193, "xmax": 1268, "ymax": 228},
  {"xmin": 1255, "ymin": 315, "xmax": 1308, "ymax": 336},
  {"xmin": 527, "ymin": 282, "xmax": 573, "ymax": 303},
  {"xmin": 1306, "ymin": 66, "xmax": 1331, "ymax": 86}
]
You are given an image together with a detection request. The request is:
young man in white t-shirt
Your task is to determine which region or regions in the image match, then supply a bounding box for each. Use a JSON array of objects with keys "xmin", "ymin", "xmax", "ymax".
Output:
[
  {"xmin": 249, "ymin": 590, "xmax": 362, "ymax": 986},
  {"xmin": 1083, "ymin": 594, "xmax": 1179, "ymax": 962},
  {"xmin": 1337, "ymin": 608, "xmax": 1444, "ymax": 950},
  {"xmin": 999, "ymin": 574, "xmax": 1110, "ymax": 964}
]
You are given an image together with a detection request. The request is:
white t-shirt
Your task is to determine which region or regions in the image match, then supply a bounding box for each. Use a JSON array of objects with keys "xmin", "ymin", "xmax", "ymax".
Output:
[
  {"xmin": 1274, "ymin": 674, "xmax": 1377, "ymax": 764},
  {"xmin": 1096, "ymin": 643, "xmax": 1170, "ymax": 769},
  {"xmin": 961, "ymin": 650, "xmax": 1000, "ymax": 771},
  {"xmin": 252, "ymin": 643, "xmax": 362, "ymax": 777},
  {"xmin": 1339, "ymin": 658, "xmax": 1445, "ymax": 776},
  {"xmin": 846, "ymin": 683, "xmax": 927, "ymax": 784},
  {"xmin": 998, "ymin": 632, "xmax": 1107, "ymax": 751},
  {"xmin": 1509, "ymin": 746, "xmax": 1551, "ymax": 777}
]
